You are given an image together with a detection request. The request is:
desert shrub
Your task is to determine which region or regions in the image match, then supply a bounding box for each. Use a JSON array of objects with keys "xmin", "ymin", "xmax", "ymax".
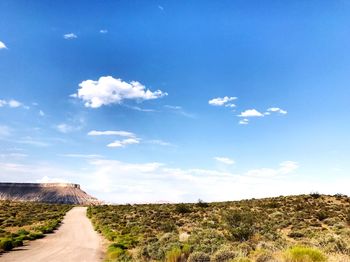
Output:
[
  {"xmin": 318, "ymin": 234, "xmax": 349, "ymax": 254},
  {"xmin": 176, "ymin": 203, "xmax": 191, "ymax": 214},
  {"xmin": 211, "ymin": 247, "xmax": 238, "ymax": 262},
  {"xmin": 197, "ymin": 199, "xmax": 209, "ymax": 208},
  {"xmin": 253, "ymin": 249, "xmax": 275, "ymax": 262},
  {"xmin": 284, "ymin": 246, "xmax": 327, "ymax": 262},
  {"xmin": 107, "ymin": 244, "xmax": 126, "ymax": 260},
  {"xmin": 140, "ymin": 233, "xmax": 181, "ymax": 260},
  {"xmin": 0, "ymin": 238, "xmax": 13, "ymax": 251},
  {"xmin": 12, "ymin": 238, "xmax": 23, "ymax": 248},
  {"xmin": 310, "ymin": 192, "xmax": 321, "ymax": 199},
  {"xmin": 187, "ymin": 251, "xmax": 211, "ymax": 262},
  {"xmin": 28, "ymin": 232, "xmax": 44, "ymax": 240},
  {"xmin": 288, "ymin": 231, "xmax": 305, "ymax": 239},
  {"xmin": 165, "ymin": 246, "xmax": 182, "ymax": 262},
  {"xmin": 188, "ymin": 229, "xmax": 225, "ymax": 254},
  {"xmin": 316, "ymin": 211, "xmax": 328, "ymax": 221},
  {"xmin": 346, "ymin": 210, "xmax": 350, "ymax": 225},
  {"xmin": 161, "ymin": 221, "xmax": 177, "ymax": 232},
  {"xmin": 224, "ymin": 210, "xmax": 255, "ymax": 241}
]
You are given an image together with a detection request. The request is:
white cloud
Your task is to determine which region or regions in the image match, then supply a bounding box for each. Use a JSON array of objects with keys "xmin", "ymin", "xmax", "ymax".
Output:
[
  {"xmin": 59, "ymin": 154, "xmax": 102, "ymax": 159},
  {"xmin": 56, "ymin": 123, "xmax": 76, "ymax": 134},
  {"xmin": 126, "ymin": 105, "xmax": 156, "ymax": 112},
  {"xmin": 37, "ymin": 176, "xmax": 69, "ymax": 183},
  {"xmin": 55, "ymin": 117, "xmax": 84, "ymax": 133},
  {"xmin": 88, "ymin": 130, "xmax": 135, "ymax": 137},
  {"xmin": 99, "ymin": 29, "xmax": 108, "ymax": 34},
  {"xmin": 0, "ymin": 99, "xmax": 27, "ymax": 109},
  {"xmin": 39, "ymin": 110, "xmax": 45, "ymax": 116},
  {"xmin": 164, "ymin": 105, "xmax": 195, "ymax": 118},
  {"xmin": 238, "ymin": 109, "xmax": 264, "ymax": 117},
  {"xmin": 209, "ymin": 96, "xmax": 237, "ymax": 107},
  {"xmin": 239, "ymin": 118, "xmax": 249, "ymax": 125},
  {"xmin": 107, "ymin": 138, "xmax": 140, "ymax": 148},
  {"xmin": 72, "ymin": 76, "xmax": 167, "ymax": 108},
  {"xmin": 18, "ymin": 138, "xmax": 50, "ymax": 147},
  {"xmin": 63, "ymin": 33, "xmax": 77, "ymax": 39},
  {"xmin": 0, "ymin": 41, "xmax": 7, "ymax": 49},
  {"xmin": 246, "ymin": 161, "xmax": 299, "ymax": 177},
  {"xmin": 158, "ymin": 5, "xmax": 164, "ymax": 10},
  {"xmin": 267, "ymin": 107, "xmax": 288, "ymax": 115},
  {"xmin": 8, "ymin": 99, "xmax": 22, "ymax": 108},
  {"xmin": 279, "ymin": 161, "xmax": 299, "ymax": 174},
  {"xmin": 214, "ymin": 157, "xmax": 235, "ymax": 165}
]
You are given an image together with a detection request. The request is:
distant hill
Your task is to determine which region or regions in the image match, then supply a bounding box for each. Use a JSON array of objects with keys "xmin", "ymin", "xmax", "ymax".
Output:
[{"xmin": 0, "ymin": 182, "xmax": 101, "ymax": 205}]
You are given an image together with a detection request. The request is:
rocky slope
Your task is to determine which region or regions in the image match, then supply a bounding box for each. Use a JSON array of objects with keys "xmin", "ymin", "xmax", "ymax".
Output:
[{"xmin": 0, "ymin": 182, "xmax": 101, "ymax": 205}]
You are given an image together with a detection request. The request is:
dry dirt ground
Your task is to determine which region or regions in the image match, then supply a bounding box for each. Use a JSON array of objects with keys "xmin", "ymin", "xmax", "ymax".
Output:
[{"xmin": 0, "ymin": 207, "xmax": 104, "ymax": 262}]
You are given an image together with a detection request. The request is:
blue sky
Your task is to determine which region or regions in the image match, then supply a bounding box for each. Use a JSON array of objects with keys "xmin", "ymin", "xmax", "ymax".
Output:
[{"xmin": 0, "ymin": 1, "xmax": 350, "ymax": 203}]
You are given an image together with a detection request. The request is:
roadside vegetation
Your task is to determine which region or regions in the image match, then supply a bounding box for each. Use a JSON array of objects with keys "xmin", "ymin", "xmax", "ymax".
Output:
[
  {"xmin": 0, "ymin": 200, "xmax": 71, "ymax": 253},
  {"xmin": 88, "ymin": 194, "xmax": 350, "ymax": 262}
]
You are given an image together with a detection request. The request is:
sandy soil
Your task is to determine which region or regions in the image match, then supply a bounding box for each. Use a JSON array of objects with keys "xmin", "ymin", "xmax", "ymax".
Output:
[{"xmin": 0, "ymin": 207, "xmax": 104, "ymax": 262}]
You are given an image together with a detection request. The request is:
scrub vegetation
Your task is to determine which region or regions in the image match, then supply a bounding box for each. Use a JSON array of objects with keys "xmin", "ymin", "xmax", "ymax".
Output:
[
  {"xmin": 0, "ymin": 200, "xmax": 71, "ymax": 253},
  {"xmin": 87, "ymin": 194, "xmax": 350, "ymax": 262}
]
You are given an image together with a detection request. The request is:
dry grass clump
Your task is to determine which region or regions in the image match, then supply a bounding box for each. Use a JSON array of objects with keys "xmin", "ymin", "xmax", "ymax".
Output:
[{"xmin": 87, "ymin": 194, "xmax": 350, "ymax": 261}]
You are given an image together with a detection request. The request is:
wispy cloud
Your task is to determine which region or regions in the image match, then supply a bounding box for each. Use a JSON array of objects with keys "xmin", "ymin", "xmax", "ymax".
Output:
[
  {"xmin": 128, "ymin": 105, "xmax": 156, "ymax": 112},
  {"xmin": 266, "ymin": 107, "xmax": 288, "ymax": 115},
  {"xmin": 239, "ymin": 119, "xmax": 249, "ymax": 125},
  {"xmin": 107, "ymin": 138, "xmax": 140, "ymax": 148},
  {"xmin": 18, "ymin": 138, "xmax": 50, "ymax": 147},
  {"xmin": 63, "ymin": 33, "xmax": 77, "ymax": 39},
  {"xmin": 56, "ymin": 123, "xmax": 79, "ymax": 133},
  {"xmin": 146, "ymin": 139, "xmax": 174, "ymax": 147},
  {"xmin": 208, "ymin": 96, "xmax": 237, "ymax": 107},
  {"xmin": 0, "ymin": 99, "xmax": 28, "ymax": 109},
  {"xmin": 55, "ymin": 117, "xmax": 85, "ymax": 133},
  {"xmin": 71, "ymin": 76, "xmax": 167, "ymax": 108},
  {"xmin": 214, "ymin": 156, "xmax": 235, "ymax": 165},
  {"xmin": 158, "ymin": 5, "xmax": 164, "ymax": 11},
  {"xmin": 0, "ymin": 41, "xmax": 7, "ymax": 49},
  {"xmin": 99, "ymin": 29, "xmax": 108, "ymax": 34},
  {"xmin": 246, "ymin": 161, "xmax": 299, "ymax": 177},
  {"xmin": 59, "ymin": 153, "xmax": 102, "ymax": 159},
  {"xmin": 88, "ymin": 130, "xmax": 136, "ymax": 137},
  {"xmin": 164, "ymin": 105, "xmax": 195, "ymax": 118}
]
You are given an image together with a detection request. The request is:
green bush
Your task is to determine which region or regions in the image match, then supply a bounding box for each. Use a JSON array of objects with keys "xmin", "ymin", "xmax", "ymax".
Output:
[
  {"xmin": 187, "ymin": 251, "xmax": 211, "ymax": 262},
  {"xmin": 211, "ymin": 247, "xmax": 238, "ymax": 261},
  {"xmin": 224, "ymin": 210, "xmax": 255, "ymax": 241},
  {"xmin": 107, "ymin": 243, "xmax": 126, "ymax": 260},
  {"xmin": 284, "ymin": 246, "xmax": 327, "ymax": 262},
  {"xmin": 0, "ymin": 238, "xmax": 13, "ymax": 251},
  {"xmin": 175, "ymin": 203, "xmax": 191, "ymax": 214},
  {"xmin": 197, "ymin": 199, "xmax": 209, "ymax": 208},
  {"xmin": 310, "ymin": 192, "xmax": 321, "ymax": 199}
]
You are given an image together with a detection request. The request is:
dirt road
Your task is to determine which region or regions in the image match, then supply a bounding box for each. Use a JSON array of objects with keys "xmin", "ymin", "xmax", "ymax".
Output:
[{"xmin": 0, "ymin": 207, "xmax": 104, "ymax": 262}]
